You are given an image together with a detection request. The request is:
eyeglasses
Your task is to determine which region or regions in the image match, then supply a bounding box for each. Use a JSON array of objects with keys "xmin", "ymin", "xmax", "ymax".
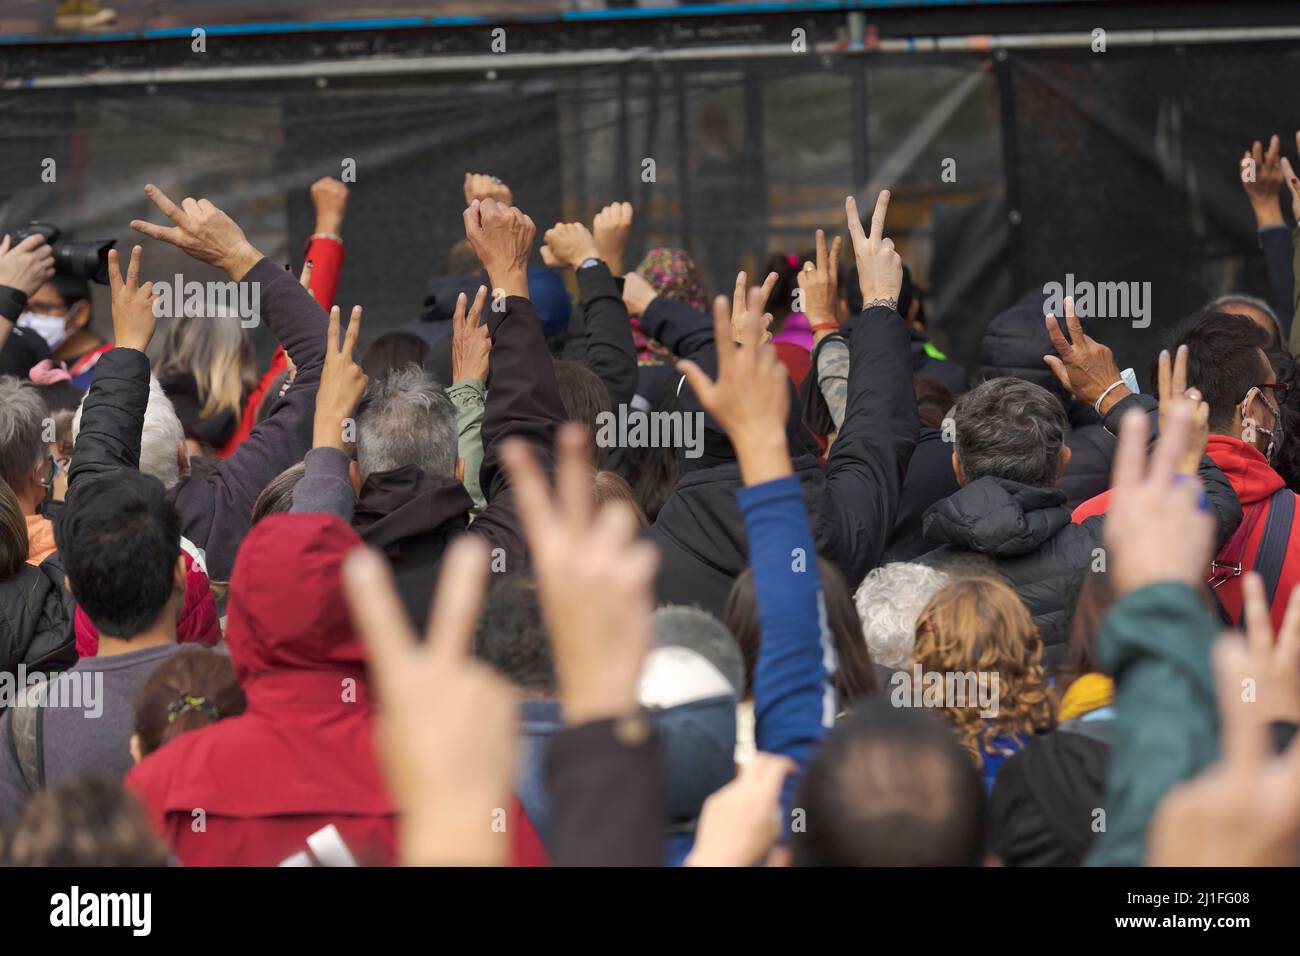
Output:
[
  {"xmin": 1259, "ymin": 382, "xmax": 1292, "ymax": 398},
  {"xmin": 40, "ymin": 454, "xmax": 60, "ymax": 490}
]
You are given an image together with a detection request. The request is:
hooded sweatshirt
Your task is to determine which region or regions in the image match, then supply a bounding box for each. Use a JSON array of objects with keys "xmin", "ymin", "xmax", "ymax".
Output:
[{"xmin": 1071, "ymin": 435, "xmax": 1297, "ymax": 630}]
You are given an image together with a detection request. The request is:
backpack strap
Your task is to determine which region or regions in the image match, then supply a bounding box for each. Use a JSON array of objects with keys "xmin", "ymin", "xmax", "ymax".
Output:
[
  {"xmin": 6, "ymin": 679, "xmax": 49, "ymax": 795},
  {"xmin": 1254, "ymin": 487, "xmax": 1296, "ymax": 606},
  {"xmin": 1208, "ymin": 500, "xmax": 1267, "ymax": 591}
]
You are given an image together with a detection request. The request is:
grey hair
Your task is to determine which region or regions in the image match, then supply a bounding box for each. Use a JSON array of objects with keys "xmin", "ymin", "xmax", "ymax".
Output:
[
  {"xmin": 73, "ymin": 376, "xmax": 185, "ymax": 490},
  {"xmin": 1205, "ymin": 293, "xmax": 1283, "ymax": 345},
  {"xmin": 854, "ymin": 562, "xmax": 949, "ymax": 670},
  {"xmin": 0, "ymin": 376, "xmax": 47, "ymax": 489},
  {"xmin": 652, "ymin": 605, "xmax": 746, "ymax": 696},
  {"xmin": 954, "ymin": 377, "xmax": 1067, "ymax": 488},
  {"xmin": 355, "ymin": 364, "xmax": 458, "ymax": 482}
]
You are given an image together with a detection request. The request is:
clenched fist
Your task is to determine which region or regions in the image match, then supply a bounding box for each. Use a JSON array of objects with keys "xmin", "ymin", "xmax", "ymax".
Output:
[
  {"xmin": 463, "ymin": 198, "xmax": 534, "ymax": 300},
  {"xmin": 592, "ymin": 202, "xmax": 633, "ymax": 276},
  {"xmin": 541, "ymin": 222, "xmax": 599, "ymax": 272}
]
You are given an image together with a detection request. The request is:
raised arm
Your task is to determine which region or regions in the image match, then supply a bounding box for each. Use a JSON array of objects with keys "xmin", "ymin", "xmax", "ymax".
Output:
[
  {"xmin": 626, "ymin": 270, "xmax": 717, "ymax": 363},
  {"xmin": 1241, "ymin": 135, "xmax": 1295, "ymax": 337},
  {"xmin": 817, "ymin": 194, "xmax": 920, "ymax": 583},
  {"xmin": 130, "ymin": 184, "xmax": 328, "ymax": 578},
  {"xmin": 678, "ymin": 271, "xmax": 835, "ymax": 828},
  {"xmin": 543, "ymin": 205, "xmax": 638, "ymax": 408},
  {"xmin": 459, "ymin": 198, "xmax": 567, "ymax": 565},
  {"xmin": 0, "ymin": 233, "xmax": 55, "ymax": 356}
]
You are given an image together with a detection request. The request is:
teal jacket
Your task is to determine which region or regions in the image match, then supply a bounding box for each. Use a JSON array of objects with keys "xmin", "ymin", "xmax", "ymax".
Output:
[{"xmin": 1087, "ymin": 582, "xmax": 1219, "ymax": 866}]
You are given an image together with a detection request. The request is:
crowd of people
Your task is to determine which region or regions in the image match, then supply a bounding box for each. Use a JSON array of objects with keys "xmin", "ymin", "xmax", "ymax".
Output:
[{"xmin": 0, "ymin": 144, "xmax": 1298, "ymax": 869}]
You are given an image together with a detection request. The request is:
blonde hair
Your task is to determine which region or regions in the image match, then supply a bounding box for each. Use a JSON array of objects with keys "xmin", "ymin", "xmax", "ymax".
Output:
[
  {"xmin": 912, "ymin": 576, "xmax": 1055, "ymax": 767},
  {"xmin": 153, "ymin": 314, "xmax": 251, "ymax": 423}
]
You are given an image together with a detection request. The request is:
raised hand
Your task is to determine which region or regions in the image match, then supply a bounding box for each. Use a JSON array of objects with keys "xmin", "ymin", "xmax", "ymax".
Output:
[
  {"xmin": 451, "ymin": 285, "xmax": 491, "ymax": 384},
  {"xmin": 1241, "ymin": 134, "xmax": 1286, "ymax": 228},
  {"xmin": 677, "ymin": 272, "xmax": 792, "ymax": 486},
  {"xmin": 592, "ymin": 201, "xmax": 633, "ymax": 276},
  {"xmin": 1281, "ymin": 132, "xmax": 1300, "ymax": 222},
  {"xmin": 685, "ymin": 753, "xmax": 796, "ymax": 867},
  {"xmin": 729, "ymin": 270, "xmax": 778, "ymax": 348},
  {"xmin": 342, "ymin": 537, "xmax": 517, "ymax": 866},
  {"xmin": 463, "ymin": 198, "xmax": 534, "ymax": 300},
  {"xmin": 1149, "ymin": 626, "xmax": 1300, "ymax": 867},
  {"xmin": 0, "ymin": 233, "xmax": 55, "ymax": 297},
  {"xmin": 309, "ymin": 176, "xmax": 350, "ymax": 236},
  {"xmin": 621, "ymin": 270, "xmax": 658, "ymax": 317},
  {"xmin": 463, "ymin": 172, "xmax": 513, "ymax": 207},
  {"xmin": 106, "ymin": 245, "xmax": 158, "ymax": 354},
  {"xmin": 1103, "ymin": 404, "xmax": 1216, "ymax": 597},
  {"xmin": 1156, "ymin": 344, "xmax": 1210, "ymax": 476},
  {"xmin": 130, "ymin": 184, "xmax": 262, "ymax": 279},
  {"xmin": 846, "ymin": 190, "xmax": 902, "ymax": 310},
  {"xmin": 313, "ymin": 304, "xmax": 369, "ymax": 451},
  {"xmin": 540, "ymin": 221, "xmax": 599, "ymax": 272},
  {"xmin": 1043, "ymin": 295, "xmax": 1127, "ymax": 413},
  {"xmin": 500, "ymin": 424, "xmax": 659, "ymax": 725},
  {"xmin": 798, "ymin": 228, "xmax": 843, "ymax": 341}
]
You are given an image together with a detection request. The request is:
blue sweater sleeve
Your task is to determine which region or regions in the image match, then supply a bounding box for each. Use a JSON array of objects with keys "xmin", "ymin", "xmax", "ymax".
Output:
[{"xmin": 738, "ymin": 474, "xmax": 836, "ymax": 833}]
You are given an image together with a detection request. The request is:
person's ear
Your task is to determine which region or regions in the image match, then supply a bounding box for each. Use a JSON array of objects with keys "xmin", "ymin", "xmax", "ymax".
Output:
[
  {"xmin": 1056, "ymin": 444, "xmax": 1073, "ymax": 483},
  {"xmin": 455, "ymin": 457, "xmax": 465, "ymax": 483},
  {"xmin": 951, "ymin": 451, "xmax": 966, "ymax": 486},
  {"xmin": 65, "ymin": 300, "xmax": 90, "ymax": 333},
  {"xmin": 176, "ymin": 439, "xmax": 191, "ymax": 478},
  {"xmin": 173, "ymin": 554, "xmax": 187, "ymax": 594},
  {"xmin": 129, "ymin": 734, "xmax": 143, "ymax": 765}
]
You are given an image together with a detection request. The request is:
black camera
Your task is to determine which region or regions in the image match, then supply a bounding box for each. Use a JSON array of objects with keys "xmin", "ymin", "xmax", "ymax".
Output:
[{"xmin": 13, "ymin": 222, "xmax": 116, "ymax": 285}]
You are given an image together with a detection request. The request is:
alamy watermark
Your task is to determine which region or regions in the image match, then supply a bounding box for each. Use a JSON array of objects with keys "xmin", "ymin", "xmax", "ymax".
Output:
[
  {"xmin": 1043, "ymin": 273, "xmax": 1151, "ymax": 329},
  {"xmin": 594, "ymin": 405, "xmax": 705, "ymax": 459},
  {"xmin": 0, "ymin": 665, "xmax": 103, "ymax": 718},
  {"xmin": 152, "ymin": 276, "xmax": 261, "ymax": 328},
  {"xmin": 888, "ymin": 665, "xmax": 1000, "ymax": 718}
]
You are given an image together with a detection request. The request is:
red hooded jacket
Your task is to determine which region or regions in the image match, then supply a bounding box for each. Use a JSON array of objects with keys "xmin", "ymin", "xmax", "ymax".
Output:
[
  {"xmin": 1071, "ymin": 435, "xmax": 1298, "ymax": 630},
  {"xmin": 125, "ymin": 513, "xmax": 548, "ymax": 866}
]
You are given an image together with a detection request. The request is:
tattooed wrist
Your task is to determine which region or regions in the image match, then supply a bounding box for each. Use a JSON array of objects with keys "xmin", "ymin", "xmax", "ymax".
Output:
[{"xmin": 863, "ymin": 297, "xmax": 899, "ymax": 312}]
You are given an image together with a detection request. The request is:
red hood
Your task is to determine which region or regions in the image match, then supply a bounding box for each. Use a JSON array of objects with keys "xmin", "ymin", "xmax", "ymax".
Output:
[
  {"xmin": 1205, "ymin": 435, "xmax": 1284, "ymax": 506},
  {"xmin": 226, "ymin": 513, "xmax": 368, "ymax": 686}
]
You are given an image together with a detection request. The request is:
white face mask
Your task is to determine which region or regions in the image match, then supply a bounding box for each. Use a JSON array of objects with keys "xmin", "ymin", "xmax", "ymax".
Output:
[{"xmin": 17, "ymin": 310, "xmax": 70, "ymax": 351}]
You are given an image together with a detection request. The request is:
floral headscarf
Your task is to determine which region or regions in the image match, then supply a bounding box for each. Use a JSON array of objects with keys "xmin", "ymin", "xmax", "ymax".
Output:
[{"xmin": 631, "ymin": 248, "xmax": 709, "ymax": 365}]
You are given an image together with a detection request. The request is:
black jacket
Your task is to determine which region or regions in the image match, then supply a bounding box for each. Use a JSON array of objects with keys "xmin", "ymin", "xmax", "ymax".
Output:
[
  {"xmin": 989, "ymin": 717, "xmax": 1112, "ymax": 866},
  {"xmin": 979, "ymin": 289, "xmax": 1116, "ymax": 508},
  {"xmin": 69, "ymin": 258, "xmax": 326, "ymax": 581},
  {"xmin": 648, "ymin": 306, "xmax": 919, "ymax": 615},
  {"xmin": 910, "ymin": 327, "xmax": 969, "ymax": 397},
  {"xmin": 0, "ymin": 555, "xmax": 77, "ymax": 681},
  {"xmin": 354, "ymin": 295, "xmax": 566, "ymax": 633},
  {"xmin": 883, "ymin": 426, "xmax": 960, "ymax": 563},
  {"xmin": 918, "ymin": 393, "xmax": 1240, "ymax": 666}
]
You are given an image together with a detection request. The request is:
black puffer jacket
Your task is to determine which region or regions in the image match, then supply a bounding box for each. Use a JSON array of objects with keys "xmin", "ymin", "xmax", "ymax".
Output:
[
  {"xmin": 918, "ymin": 392, "xmax": 1241, "ymax": 669},
  {"xmin": 979, "ymin": 289, "xmax": 1116, "ymax": 509},
  {"xmin": 0, "ymin": 554, "xmax": 77, "ymax": 682},
  {"xmin": 920, "ymin": 477, "xmax": 1100, "ymax": 667}
]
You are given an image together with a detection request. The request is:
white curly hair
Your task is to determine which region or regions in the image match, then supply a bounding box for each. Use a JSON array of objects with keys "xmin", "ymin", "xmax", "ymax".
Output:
[{"xmin": 854, "ymin": 562, "xmax": 949, "ymax": 671}]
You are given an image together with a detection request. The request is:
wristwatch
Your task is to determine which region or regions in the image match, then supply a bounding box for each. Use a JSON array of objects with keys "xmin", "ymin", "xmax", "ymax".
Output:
[{"xmin": 578, "ymin": 257, "xmax": 601, "ymax": 270}]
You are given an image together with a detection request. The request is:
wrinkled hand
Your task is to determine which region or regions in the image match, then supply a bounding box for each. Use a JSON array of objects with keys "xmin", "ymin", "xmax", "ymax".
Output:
[
  {"xmin": 1281, "ymin": 134, "xmax": 1300, "ymax": 222},
  {"xmin": 107, "ymin": 245, "xmax": 158, "ymax": 353},
  {"xmin": 685, "ymin": 753, "xmax": 795, "ymax": 867},
  {"xmin": 677, "ymin": 272, "xmax": 792, "ymax": 486},
  {"xmin": 0, "ymin": 233, "xmax": 55, "ymax": 297},
  {"xmin": 1149, "ymin": 631, "xmax": 1300, "ymax": 866},
  {"xmin": 131, "ymin": 184, "xmax": 262, "ymax": 279},
  {"xmin": 1241, "ymin": 135, "xmax": 1285, "ymax": 228},
  {"xmin": 846, "ymin": 190, "xmax": 902, "ymax": 309},
  {"xmin": 501, "ymin": 425, "xmax": 659, "ymax": 725},
  {"xmin": 463, "ymin": 198, "xmax": 534, "ymax": 300},
  {"xmin": 310, "ymin": 176, "xmax": 350, "ymax": 235},
  {"xmin": 592, "ymin": 201, "xmax": 633, "ymax": 276},
  {"xmin": 1156, "ymin": 344, "xmax": 1209, "ymax": 476},
  {"xmin": 797, "ymin": 228, "xmax": 843, "ymax": 337},
  {"xmin": 313, "ymin": 304, "xmax": 369, "ymax": 451},
  {"xmin": 343, "ymin": 538, "xmax": 517, "ymax": 866},
  {"xmin": 1044, "ymin": 296, "xmax": 1127, "ymax": 412},
  {"xmin": 541, "ymin": 221, "xmax": 599, "ymax": 272},
  {"xmin": 621, "ymin": 270, "xmax": 658, "ymax": 317},
  {"xmin": 1103, "ymin": 403, "xmax": 1216, "ymax": 596},
  {"xmin": 463, "ymin": 172, "xmax": 513, "ymax": 207},
  {"xmin": 451, "ymin": 285, "xmax": 491, "ymax": 384}
]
